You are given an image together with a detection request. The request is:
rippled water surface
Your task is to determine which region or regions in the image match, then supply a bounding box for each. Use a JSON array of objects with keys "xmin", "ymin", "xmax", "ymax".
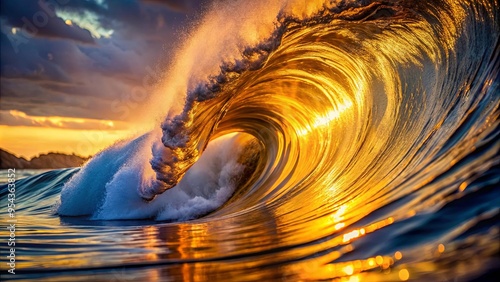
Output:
[{"xmin": 1, "ymin": 0, "xmax": 499, "ymax": 281}]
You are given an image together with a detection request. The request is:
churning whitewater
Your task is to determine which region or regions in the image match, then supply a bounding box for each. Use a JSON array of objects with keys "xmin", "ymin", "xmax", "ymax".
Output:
[{"xmin": 1, "ymin": 0, "xmax": 498, "ymax": 280}]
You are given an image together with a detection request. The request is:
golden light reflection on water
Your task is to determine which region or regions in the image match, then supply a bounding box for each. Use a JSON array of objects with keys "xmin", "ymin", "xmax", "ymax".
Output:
[
  {"xmin": 300, "ymin": 254, "xmax": 400, "ymax": 280},
  {"xmin": 297, "ymin": 99, "xmax": 353, "ymax": 136},
  {"xmin": 395, "ymin": 251, "xmax": 403, "ymax": 260},
  {"xmin": 143, "ymin": 226, "xmax": 160, "ymax": 261},
  {"xmin": 438, "ymin": 244, "xmax": 445, "ymax": 253},
  {"xmin": 399, "ymin": 268, "xmax": 410, "ymax": 281},
  {"xmin": 7, "ymin": 0, "xmax": 499, "ymax": 281}
]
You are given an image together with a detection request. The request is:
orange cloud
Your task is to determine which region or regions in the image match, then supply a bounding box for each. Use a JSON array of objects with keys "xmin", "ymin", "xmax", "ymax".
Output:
[{"xmin": 1, "ymin": 110, "xmax": 128, "ymax": 130}]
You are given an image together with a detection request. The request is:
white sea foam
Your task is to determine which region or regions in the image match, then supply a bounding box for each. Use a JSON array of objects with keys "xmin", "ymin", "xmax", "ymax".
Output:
[{"xmin": 56, "ymin": 133, "xmax": 244, "ymax": 221}]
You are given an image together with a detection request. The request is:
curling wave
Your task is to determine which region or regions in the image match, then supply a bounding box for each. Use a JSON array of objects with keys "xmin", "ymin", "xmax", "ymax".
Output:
[
  {"xmin": 60, "ymin": 0, "xmax": 498, "ymax": 219},
  {"xmin": 12, "ymin": 0, "xmax": 497, "ymax": 280}
]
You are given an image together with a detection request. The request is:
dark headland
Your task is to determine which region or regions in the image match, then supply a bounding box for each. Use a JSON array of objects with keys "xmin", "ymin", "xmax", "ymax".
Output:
[{"xmin": 0, "ymin": 149, "xmax": 89, "ymax": 169}]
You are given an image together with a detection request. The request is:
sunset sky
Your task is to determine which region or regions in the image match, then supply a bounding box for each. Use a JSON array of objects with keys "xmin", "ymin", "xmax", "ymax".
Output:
[{"xmin": 0, "ymin": 0, "xmax": 204, "ymax": 158}]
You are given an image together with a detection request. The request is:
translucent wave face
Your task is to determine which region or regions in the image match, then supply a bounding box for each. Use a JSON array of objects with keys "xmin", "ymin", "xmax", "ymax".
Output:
[
  {"xmin": 57, "ymin": 0, "xmax": 498, "ymax": 226},
  {"xmin": 50, "ymin": 0, "xmax": 498, "ymax": 280}
]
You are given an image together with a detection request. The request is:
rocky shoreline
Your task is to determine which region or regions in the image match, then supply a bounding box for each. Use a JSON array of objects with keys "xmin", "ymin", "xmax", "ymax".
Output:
[{"xmin": 0, "ymin": 149, "xmax": 89, "ymax": 169}]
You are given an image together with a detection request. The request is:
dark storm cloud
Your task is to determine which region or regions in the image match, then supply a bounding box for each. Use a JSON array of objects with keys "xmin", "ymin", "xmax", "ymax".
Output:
[
  {"xmin": 142, "ymin": 0, "xmax": 202, "ymax": 13},
  {"xmin": 0, "ymin": 0, "xmax": 95, "ymax": 44},
  {"xmin": 0, "ymin": 0, "xmax": 207, "ymax": 126},
  {"xmin": 0, "ymin": 77, "xmax": 123, "ymax": 120},
  {"xmin": 1, "ymin": 32, "xmax": 72, "ymax": 82}
]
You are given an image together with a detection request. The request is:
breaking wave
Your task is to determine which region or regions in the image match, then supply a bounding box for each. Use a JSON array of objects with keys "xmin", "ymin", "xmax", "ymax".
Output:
[{"xmin": 3, "ymin": 0, "xmax": 498, "ymax": 280}]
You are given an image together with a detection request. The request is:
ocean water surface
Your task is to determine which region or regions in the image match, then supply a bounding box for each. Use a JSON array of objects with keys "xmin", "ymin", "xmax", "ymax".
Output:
[{"xmin": 1, "ymin": 0, "xmax": 499, "ymax": 281}]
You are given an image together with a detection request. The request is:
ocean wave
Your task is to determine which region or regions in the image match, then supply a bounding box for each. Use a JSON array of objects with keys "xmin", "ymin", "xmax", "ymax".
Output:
[{"xmin": 7, "ymin": 0, "xmax": 498, "ymax": 280}]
